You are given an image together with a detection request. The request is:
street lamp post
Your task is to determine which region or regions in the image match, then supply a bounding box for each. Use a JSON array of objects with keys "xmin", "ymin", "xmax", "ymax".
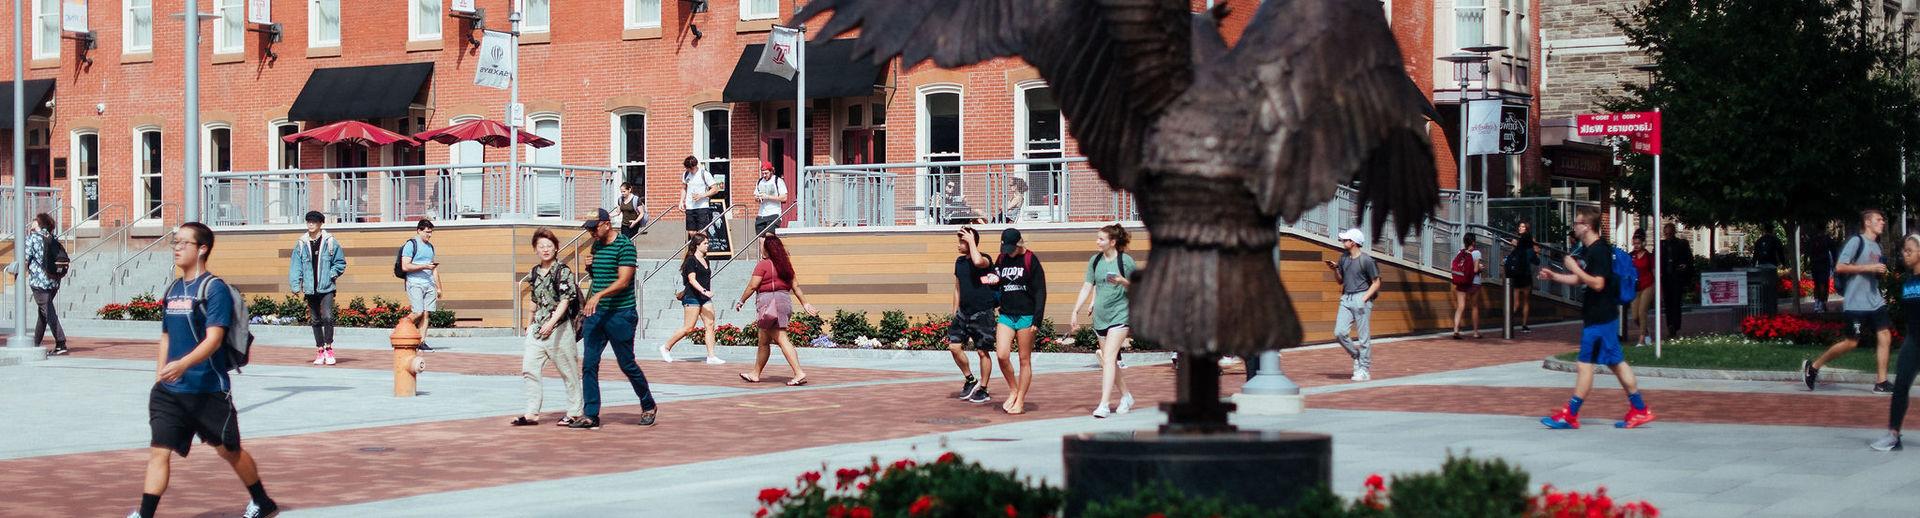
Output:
[
  {"xmin": 4, "ymin": 0, "xmax": 41, "ymax": 361},
  {"xmin": 1439, "ymin": 52, "xmax": 1491, "ymax": 249},
  {"xmin": 175, "ymin": 7, "xmax": 221, "ymax": 222}
]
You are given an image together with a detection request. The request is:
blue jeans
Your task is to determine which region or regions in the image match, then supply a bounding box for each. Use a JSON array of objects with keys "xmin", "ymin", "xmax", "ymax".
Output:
[{"xmin": 581, "ymin": 307, "xmax": 655, "ymax": 419}]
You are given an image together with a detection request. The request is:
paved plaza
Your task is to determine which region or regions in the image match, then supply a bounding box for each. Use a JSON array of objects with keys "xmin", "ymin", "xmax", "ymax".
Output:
[{"xmin": 3, "ymin": 317, "xmax": 1918, "ymax": 518}]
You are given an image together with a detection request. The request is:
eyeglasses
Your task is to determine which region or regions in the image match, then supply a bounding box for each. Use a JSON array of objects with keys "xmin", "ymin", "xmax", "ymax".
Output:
[{"xmin": 171, "ymin": 240, "xmax": 199, "ymax": 249}]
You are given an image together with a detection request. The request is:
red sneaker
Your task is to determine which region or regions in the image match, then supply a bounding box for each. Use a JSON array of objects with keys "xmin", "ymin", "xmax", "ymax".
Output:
[
  {"xmin": 1615, "ymin": 408, "xmax": 1656, "ymax": 429},
  {"xmin": 1540, "ymin": 407, "xmax": 1580, "ymax": 429}
]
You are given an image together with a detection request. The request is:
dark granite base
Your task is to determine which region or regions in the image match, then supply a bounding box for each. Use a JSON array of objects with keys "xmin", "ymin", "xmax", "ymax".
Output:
[{"xmin": 1062, "ymin": 430, "xmax": 1332, "ymax": 515}]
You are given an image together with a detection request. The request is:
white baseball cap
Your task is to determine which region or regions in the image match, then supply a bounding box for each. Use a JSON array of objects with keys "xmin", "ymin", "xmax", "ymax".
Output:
[{"xmin": 1338, "ymin": 228, "xmax": 1366, "ymax": 244}]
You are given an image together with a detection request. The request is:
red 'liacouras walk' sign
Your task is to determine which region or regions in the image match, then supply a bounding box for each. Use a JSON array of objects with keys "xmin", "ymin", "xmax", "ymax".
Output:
[{"xmin": 1576, "ymin": 111, "xmax": 1662, "ymax": 155}]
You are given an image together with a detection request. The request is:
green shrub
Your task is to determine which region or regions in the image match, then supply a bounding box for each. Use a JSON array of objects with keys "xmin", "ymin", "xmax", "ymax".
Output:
[
  {"xmin": 831, "ymin": 309, "xmax": 876, "ymax": 345},
  {"xmin": 346, "ymin": 297, "xmax": 369, "ymax": 312},
  {"xmin": 127, "ymin": 293, "xmax": 163, "ymax": 321},
  {"xmin": 248, "ymin": 296, "xmax": 280, "ymax": 319},
  {"xmin": 429, "ymin": 310, "xmax": 457, "ymax": 328},
  {"xmin": 1082, "ymin": 481, "xmax": 1280, "ymax": 518},
  {"xmin": 877, "ymin": 310, "xmax": 910, "ymax": 342},
  {"xmin": 758, "ymin": 453, "xmax": 1065, "ymax": 518},
  {"xmin": 791, "ymin": 312, "xmax": 826, "ymax": 340},
  {"xmin": 278, "ymin": 295, "xmax": 309, "ymax": 323},
  {"xmin": 1073, "ymin": 325, "xmax": 1100, "ymax": 349},
  {"xmin": 1378, "ymin": 454, "xmax": 1531, "ymax": 518}
]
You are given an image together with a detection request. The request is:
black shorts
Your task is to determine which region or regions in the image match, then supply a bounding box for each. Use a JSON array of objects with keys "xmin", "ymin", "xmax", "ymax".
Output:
[
  {"xmin": 1096, "ymin": 324, "xmax": 1129, "ymax": 338},
  {"xmin": 1844, "ymin": 309, "xmax": 1893, "ymax": 339},
  {"xmin": 685, "ymin": 208, "xmax": 715, "ymax": 232},
  {"xmin": 149, "ymin": 384, "xmax": 241, "ymax": 457},
  {"xmin": 946, "ymin": 310, "xmax": 996, "ymax": 351},
  {"xmin": 1508, "ymin": 275, "xmax": 1534, "ymax": 289}
]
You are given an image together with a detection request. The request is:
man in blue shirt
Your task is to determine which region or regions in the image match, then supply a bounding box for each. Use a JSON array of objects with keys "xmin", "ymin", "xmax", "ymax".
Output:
[
  {"xmin": 399, "ymin": 219, "xmax": 441, "ymax": 351},
  {"xmin": 135, "ymin": 222, "xmax": 276, "ymax": 518}
]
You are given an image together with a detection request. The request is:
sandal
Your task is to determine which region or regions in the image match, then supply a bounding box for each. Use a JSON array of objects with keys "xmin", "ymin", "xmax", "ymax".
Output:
[
  {"xmin": 510, "ymin": 416, "xmax": 539, "ymax": 426},
  {"xmin": 739, "ymin": 373, "xmax": 761, "ymax": 383},
  {"xmin": 556, "ymin": 416, "xmax": 576, "ymax": 427},
  {"xmin": 785, "ymin": 377, "xmax": 809, "ymax": 387}
]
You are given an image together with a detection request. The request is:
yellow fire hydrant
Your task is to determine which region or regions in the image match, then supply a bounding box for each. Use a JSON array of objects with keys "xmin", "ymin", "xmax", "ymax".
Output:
[{"xmin": 390, "ymin": 318, "xmax": 426, "ymax": 397}]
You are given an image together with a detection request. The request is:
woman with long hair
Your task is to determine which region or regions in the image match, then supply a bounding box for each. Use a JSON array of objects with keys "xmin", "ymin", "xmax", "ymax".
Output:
[
  {"xmin": 1874, "ymin": 233, "xmax": 1920, "ymax": 451},
  {"xmin": 1070, "ymin": 224, "xmax": 1136, "ymax": 418},
  {"xmin": 513, "ymin": 228, "xmax": 583, "ymax": 426},
  {"xmin": 734, "ymin": 234, "xmax": 817, "ymax": 386},
  {"xmin": 985, "ymin": 228, "xmax": 1047, "ymax": 414},
  {"xmin": 660, "ymin": 234, "xmax": 724, "ymax": 365}
]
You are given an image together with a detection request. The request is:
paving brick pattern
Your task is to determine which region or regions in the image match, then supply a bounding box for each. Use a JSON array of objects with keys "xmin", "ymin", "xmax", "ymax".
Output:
[{"xmin": 1313, "ymin": 384, "xmax": 1919, "ymax": 430}]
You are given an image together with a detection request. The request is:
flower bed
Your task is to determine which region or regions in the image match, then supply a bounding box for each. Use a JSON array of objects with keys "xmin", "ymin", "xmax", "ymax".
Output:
[
  {"xmin": 1739, "ymin": 314, "xmax": 1843, "ymax": 345},
  {"xmin": 1778, "ymin": 277, "xmax": 1814, "ymax": 299},
  {"xmin": 100, "ymin": 294, "xmax": 456, "ymax": 328},
  {"xmin": 690, "ymin": 310, "xmax": 1155, "ymax": 353}
]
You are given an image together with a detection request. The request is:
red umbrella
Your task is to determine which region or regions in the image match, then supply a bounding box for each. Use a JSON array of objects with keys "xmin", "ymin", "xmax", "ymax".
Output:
[
  {"xmin": 282, "ymin": 120, "xmax": 419, "ymax": 147},
  {"xmin": 413, "ymin": 119, "xmax": 554, "ymax": 148}
]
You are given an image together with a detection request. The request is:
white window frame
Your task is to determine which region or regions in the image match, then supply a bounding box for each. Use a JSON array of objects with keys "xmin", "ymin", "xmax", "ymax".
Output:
[
  {"xmin": 70, "ymin": 129, "xmax": 100, "ymax": 226},
  {"xmin": 522, "ymin": 0, "xmax": 551, "ymax": 33},
  {"xmin": 741, "ymin": 0, "xmax": 778, "ymax": 21},
  {"xmin": 267, "ymin": 121, "xmax": 302, "ymax": 224},
  {"xmin": 446, "ymin": 115, "xmax": 488, "ymax": 218},
  {"xmin": 309, "ymin": 0, "xmax": 342, "ymax": 48},
  {"xmin": 410, "ymin": 0, "xmax": 443, "ymax": 41},
  {"xmin": 213, "ymin": 0, "xmax": 245, "ymax": 54},
  {"xmin": 693, "ymin": 104, "xmax": 731, "ymax": 176},
  {"xmin": 32, "ymin": 0, "xmax": 60, "ymax": 60},
  {"xmin": 1014, "ymin": 81, "xmax": 1067, "ymax": 218},
  {"xmin": 123, "ymin": 0, "xmax": 153, "ymax": 54},
  {"xmin": 526, "ymin": 113, "xmax": 564, "ymax": 216},
  {"xmin": 133, "ymin": 126, "xmax": 165, "ymax": 223},
  {"xmin": 625, "ymin": 0, "xmax": 662, "ymax": 29},
  {"xmin": 610, "ymin": 110, "xmax": 648, "ymax": 190},
  {"xmin": 1454, "ymin": 0, "xmax": 1487, "ymax": 52},
  {"xmin": 914, "ymin": 84, "xmax": 963, "ymax": 223},
  {"xmin": 202, "ymin": 122, "xmax": 234, "ymax": 174}
]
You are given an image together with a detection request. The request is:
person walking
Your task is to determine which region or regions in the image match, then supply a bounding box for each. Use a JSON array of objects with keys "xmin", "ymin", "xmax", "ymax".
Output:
[
  {"xmin": 7, "ymin": 213, "xmax": 68, "ymax": 355},
  {"xmin": 683, "ymin": 156, "xmax": 723, "ymax": 240},
  {"xmin": 1629, "ymin": 230, "xmax": 1656, "ymax": 347},
  {"xmin": 289, "ymin": 211, "xmax": 346, "ymax": 365},
  {"xmin": 660, "ymin": 234, "xmax": 725, "ymax": 365},
  {"xmin": 1503, "ymin": 222, "xmax": 1538, "ymax": 332},
  {"xmin": 1450, "ymin": 234, "xmax": 1485, "ymax": 339},
  {"xmin": 733, "ymin": 234, "xmax": 817, "ymax": 385},
  {"xmin": 1324, "ymin": 228, "xmax": 1381, "ymax": 381},
  {"xmin": 1806, "ymin": 226, "xmax": 1837, "ymax": 312},
  {"xmin": 1539, "ymin": 207, "xmax": 1656, "ymax": 430},
  {"xmin": 514, "ymin": 228, "xmax": 584, "ymax": 427},
  {"xmin": 617, "ymin": 181, "xmax": 648, "ymax": 241},
  {"xmin": 1805, "ymin": 209, "xmax": 1896, "ymax": 393},
  {"xmin": 398, "ymin": 220, "xmax": 440, "ymax": 351},
  {"xmin": 1071, "ymin": 224, "xmax": 1138, "ymax": 417},
  {"xmin": 1658, "ymin": 223, "xmax": 1692, "ymax": 337},
  {"xmin": 1872, "ymin": 233, "xmax": 1920, "ymax": 451},
  {"xmin": 948, "ymin": 227, "xmax": 998, "ymax": 404},
  {"xmin": 984, "ymin": 228, "xmax": 1047, "ymax": 415},
  {"xmin": 753, "ymin": 161, "xmax": 788, "ymax": 237},
  {"xmin": 575, "ymin": 209, "xmax": 658, "ymax": 429},
  {"xmin": 132, "ymin": 222, "xmax": 278, "ymax": 518}
]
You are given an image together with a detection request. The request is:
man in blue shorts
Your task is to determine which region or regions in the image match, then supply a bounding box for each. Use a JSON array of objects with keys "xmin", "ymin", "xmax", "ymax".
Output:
[{"xmin": 1538, "ymin": 207, "xmax": 1655, "ymax": 430}]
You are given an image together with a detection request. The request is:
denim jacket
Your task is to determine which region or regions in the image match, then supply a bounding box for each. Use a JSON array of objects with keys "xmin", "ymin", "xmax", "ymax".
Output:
[{"xmin": 289, "ymin": 231, "xmax": 347, "ymax": 294}]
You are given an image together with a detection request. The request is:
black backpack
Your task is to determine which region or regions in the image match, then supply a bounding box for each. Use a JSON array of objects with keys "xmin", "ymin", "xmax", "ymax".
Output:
[
  {"xmin": 42, "ymin": 234, "xmax": 68, "ymax": 280},
  {"xmin": 393, "ymin": 239, "xmax": 424, "ymax": 279},
  {"xmin": 1502, "ymin": 246, "xmax": 1529, "ymax": 279}
]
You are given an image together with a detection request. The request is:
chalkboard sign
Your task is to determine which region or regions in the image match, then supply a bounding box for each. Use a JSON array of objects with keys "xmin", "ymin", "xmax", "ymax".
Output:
[{"xmin": 705, "ymin": 171, "xmax": 734, "ymax": 260}]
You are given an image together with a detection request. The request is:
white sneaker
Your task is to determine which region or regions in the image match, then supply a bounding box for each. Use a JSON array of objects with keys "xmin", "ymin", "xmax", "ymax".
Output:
[
  {"xmin": 1092, "ymin": 405, "xmax": 1111, "ymax": 418},
  {"xmin": 705, "ymin": 356, "xmax": 726, "ymax": 365},
  {"xmin": 313, "ymin": 350, "xmax": 326, "ymax": 365},
  {"xmin": 1218, "ymin": 357, "xmax": 1241, "ymax": 367},
  {"xmin": 1351, "ymin": 370, "xmax": 1371, "ymax": 381},
  {"xmin": 324, "ymin": 349, "xmax": 337, "ymax": 365},
  {"xmin": 659, "ymin": 345, "xmax": 674, "ymax": 363},
  {"xmin": 1116, "ymin": 393, "xmax": 1134, "ymax": 414}
]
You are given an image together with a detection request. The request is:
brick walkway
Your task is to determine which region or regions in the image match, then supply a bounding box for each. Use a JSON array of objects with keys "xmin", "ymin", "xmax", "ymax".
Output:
[{"xmin": 1313, "ymin": 384, "xmax": 1915, "ymax": 430}]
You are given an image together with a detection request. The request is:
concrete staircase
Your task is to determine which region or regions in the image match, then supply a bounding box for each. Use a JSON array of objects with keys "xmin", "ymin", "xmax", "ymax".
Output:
[
  {"xmin": 2, "ymin": 235, "xmax": 174, "ymax": 322},
  {"xmin": 634, "ymin": 252, "xmax": 761, "ymax": 341}
]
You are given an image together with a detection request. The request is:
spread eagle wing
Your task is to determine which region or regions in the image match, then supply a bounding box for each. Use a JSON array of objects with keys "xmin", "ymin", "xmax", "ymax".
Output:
[
  {"xmin": 1229, "ymin": 0, "xmax": 1441, "ymax": 238},
  {"xmin": 792, "ymin": 0, "xmax": 1195, "ymax": 192}
]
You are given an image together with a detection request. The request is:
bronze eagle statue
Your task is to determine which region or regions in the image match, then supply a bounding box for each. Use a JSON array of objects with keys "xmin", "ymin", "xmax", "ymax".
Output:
[{"xmin": 794, "ymin": 0, "xmax": 1439, "ymax": 361}]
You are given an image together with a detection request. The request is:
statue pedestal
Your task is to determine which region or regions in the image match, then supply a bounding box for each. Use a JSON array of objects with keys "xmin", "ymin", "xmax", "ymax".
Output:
[
  {"xmin": 1062, "ymin": 430, "xmax": 1332, "ymax": 515},
  {"xmin": 1231, "ymin": 393, "xmax": 1305, "ymax": 415},
  {"xmin": 1234, "ymin": 350, "xmax": 1304, "ymax": 415}
]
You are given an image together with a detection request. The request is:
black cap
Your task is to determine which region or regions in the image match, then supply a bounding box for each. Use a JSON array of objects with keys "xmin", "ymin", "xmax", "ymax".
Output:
[
  {"xmin": 582, "ymin": 208, "xmax": 612, "ymax": 230},
  {"xmin": 304, "ymin": 211, "xmax": 325, "ymax": 223},
  {"xmin": 1000, "ymin": 228, "xmax": 1023, "ymax": 255}
]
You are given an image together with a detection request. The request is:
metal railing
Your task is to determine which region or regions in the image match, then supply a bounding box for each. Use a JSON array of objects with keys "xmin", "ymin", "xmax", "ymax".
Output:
[
  {"xmin": 797, "ymin": 157, "xmax": 1138, "ymax": 227},
  {"xmin": 0, "ymin": 187, "xmax": 64, "ymax": 238},
  {"xmin": 201, "ymin": 162, "xmax": 618, "ymax": 226},
  {"xmin": 1488, "ymin": 196, "xmax": 1601, "ymax": 253},
  {"xmin": 1281, "ymin": 186, "xmax": 1488, "ymax": 275},
  {"xmin": 512, "ymin": 202, "xmax": 684, "ymax": 333}
]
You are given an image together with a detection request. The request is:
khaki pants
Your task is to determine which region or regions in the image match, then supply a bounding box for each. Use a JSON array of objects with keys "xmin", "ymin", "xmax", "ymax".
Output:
[
  {"xmin": 1630, "ymin": 286, "xmax": 1655, "ymax": 340},
  {"xmin": 522, "ymin": 323, "xmax": 583, "ymax": 418}
]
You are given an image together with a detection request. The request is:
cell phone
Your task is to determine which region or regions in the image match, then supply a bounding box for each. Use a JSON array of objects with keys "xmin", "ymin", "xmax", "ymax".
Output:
[{"xmin": 1105, "ymin": 272, "xmax": 1122, "ymax": 282}]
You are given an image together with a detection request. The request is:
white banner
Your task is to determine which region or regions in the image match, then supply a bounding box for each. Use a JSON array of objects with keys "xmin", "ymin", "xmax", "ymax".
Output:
[
  {"xmin": 247, "ymin": 0, "xmax": 271, "ymax": 25},
  {"xmin": 754, "ymin": 25, "xmax": 801, "ymax": 80},
  {"xmin": 452, "ymin": 0, "xmax": 476, "ymax": 14},
  {"xmin": 474, "ymin": 30, "xmax": 515, "ymax": 90},
  {"xmin": 1467, "ymin": 99, "xmax": 1501, "ymax": 156},
  {"xmin": 61, "ymin": 0, "xmax": 86, "ymax": 32},
  {"xmin": 1699, "ymin": 271, "xmax": 1748, "ymax": 307}
]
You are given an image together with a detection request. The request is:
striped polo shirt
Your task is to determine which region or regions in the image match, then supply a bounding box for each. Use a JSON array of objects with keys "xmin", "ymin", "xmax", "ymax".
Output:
[{"xmin": 589, "ymin": 236, "xmax": 639, "ymax": 310}]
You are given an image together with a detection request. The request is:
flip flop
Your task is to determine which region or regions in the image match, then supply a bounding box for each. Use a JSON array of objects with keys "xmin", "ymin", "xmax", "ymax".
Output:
[
  {"xmin": 786, "ymin": 378, "xmax": 809, "ymax": 387},
  {"xmin": 739, "ymin": 373, "xmax": 761, "ymax": 383},
  {"xmin": 510, "ymin": 416, "xmax": 539, "ymax": 426}
]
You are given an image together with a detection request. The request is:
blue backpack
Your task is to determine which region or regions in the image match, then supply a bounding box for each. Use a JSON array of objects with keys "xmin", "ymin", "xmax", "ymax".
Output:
[{"xmin": 1611, "ymin": 247, "xmax": 1638, "ymax": 305}]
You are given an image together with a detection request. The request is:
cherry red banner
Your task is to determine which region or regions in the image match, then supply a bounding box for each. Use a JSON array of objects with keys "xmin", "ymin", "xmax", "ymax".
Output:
[{"xmin": 1576, "ymin": 111, "xmax": 1662, "ymax": 155}]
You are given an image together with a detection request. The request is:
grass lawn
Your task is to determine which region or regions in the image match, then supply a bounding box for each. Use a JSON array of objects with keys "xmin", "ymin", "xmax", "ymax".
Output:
[{"xmin": 1553, "ymin": 334, "xmax": 1890, "ymax": 372}]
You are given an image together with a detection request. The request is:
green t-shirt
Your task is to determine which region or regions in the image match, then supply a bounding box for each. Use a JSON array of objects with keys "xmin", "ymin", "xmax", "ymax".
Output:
[
  {"xmin": 1085, "ymin": 253, "xmax": 1137, "ymax": 330},
  {"xmin": 589, "ymin": 237, "xmax": 639, "ymax": 310}
]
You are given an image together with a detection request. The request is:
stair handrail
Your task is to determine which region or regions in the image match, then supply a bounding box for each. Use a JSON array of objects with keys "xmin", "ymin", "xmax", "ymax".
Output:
[
  {"xmin": 56, "ymin": 203, "xmax": 119, "ymax": 241},
  {"xmin": 639, "ymin": 203, "xmax": 741, "ymax": 285},
  {"xmin": 710, "ymin": 201, "xmax": 799, "ymax": 278},
  {"xmin": 68, "ymin": 203, "xmax": 169, "ymax": 266}
]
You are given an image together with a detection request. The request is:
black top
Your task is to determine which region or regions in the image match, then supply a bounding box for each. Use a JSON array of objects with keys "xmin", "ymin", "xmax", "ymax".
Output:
[
  {"xmin": 994, "ymin": 251, "xmax": 1047, "ymax": 317},
  {"xmin": 1580, "ymin": 239, "xmax": 1618, "ymax": 325},
  {"xmin": 309, "ymin": 239, "xmax": 323, "ymax": 287},
  {"xmin": 682, "ymin": 256, "xmax": 711, "ymax": 296},
  {"xmin": 1659, "ymin": 237, "xmax": 1692, "ymax": 278},
  {"xmin": 955, "ymin": 256, "xmax": 998, "ymax": 314},
  {"xmin": 1508, "ymin": 233, "xmax": 1537, "ymax": 279}
]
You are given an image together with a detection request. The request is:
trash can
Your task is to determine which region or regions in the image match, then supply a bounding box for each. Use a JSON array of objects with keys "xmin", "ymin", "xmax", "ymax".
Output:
[{"xmin": 1731, "ymin": 267, "xmax": 1779, "ymax": 326}]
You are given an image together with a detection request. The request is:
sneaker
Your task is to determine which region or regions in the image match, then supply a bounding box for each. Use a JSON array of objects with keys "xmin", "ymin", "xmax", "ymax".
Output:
[
  {"xmin": 1875, "ymin": 381, "xmax": 1895, "ymax": 394},
  {"xmin": 1803, "ymin": 359, "xmax": 1820, "ymax": 391},
  {"xmin": 659, "ymin": 345, "xmax": 674, "ymax": 363},
  {"xmin": 1117, "ymin": 359, "xmax": 1128, "ymax": 369},
  {"xmin": 705, "ymin": 356, "xmax": 726, "ymax": 365},
  {"xmin": 128, "ymin": 512, "xmax": 143, "ymax": 518},
  {"xmin": 1639, "ymin": 336, "xmax": 1653, "ymax": 347},
  {"xmin": 1116, "ymin": 393, "xmax": 1134, "ymax": 414},
  {"xmin": 967, "ymin": 389, "xmax": 993, "ymax": 404},
  {"xmin": 1540, "ymin": 408, "xmax": 1580, "ymax": 430},
  {"xmin": 1218, "ymin": 357, "xmax": 1241, "ymax": 367},
  {"xmin": 1351, "ymin": 370, "xmax": 1371, "ymax": 381},
  {"xmin": 324, "ymin": 349, "xmax": 337, "ymax": 365},
  {"xmin": 569, "ymin": 417, "xmax": 601, "ymax": 430},
  {"xmin": 1092, "ymin": 405, "xmax": 1111, "ymax": 418},
  {"xmin": 637, "ymin": 410, "xmax": 657, "ymax": 427},
  {"xmin": 241, "ymin": 499, "xmax": 279, "ymax": 518},
  {"xmin": 1872, "ymin": 431, "xmax": 1904, "ymax": 451},
  {"xmin": 313, "ymin": 350, "xmax": 327, "ymax": 365},
  {"xmin": 556, "ymin": 416, "xmax": 576, "ymax": 427},
  {"xmin": 1615, "ymin": 408, "xmax": 1656, "ymax": 429},
  {"xmin": 51, "ymin": 344, "xmax": 68, "ymax": 356},
  {"xmin": 957, "ymin": 379, "xmax": 980, "ymax": 400},
  {"xmin": 417, "ymin": 342, "xmax": 434, "ymax": 352},
  {"xmin": 1521, "ymin": 326, "xmax": 1532, "ymax": 333}
]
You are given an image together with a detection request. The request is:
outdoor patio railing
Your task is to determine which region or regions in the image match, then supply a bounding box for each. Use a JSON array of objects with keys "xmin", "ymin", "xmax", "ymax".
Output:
[
  {"xmin": 201, "ymin": 163, "xmax": 617, "ymax": 226},
  {"xmin": 797, "ymin": 157, "xmax": 1137, "ymax": 228},
  {"xmin": 0, "ymin": 187, "xmax": 64, "ymax": 237}
]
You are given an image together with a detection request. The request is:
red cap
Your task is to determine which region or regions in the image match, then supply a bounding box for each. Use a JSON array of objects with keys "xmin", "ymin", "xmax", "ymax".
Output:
[{"xmin": 761, "ymin": 160, "xmax": 775, "ymax": 172}]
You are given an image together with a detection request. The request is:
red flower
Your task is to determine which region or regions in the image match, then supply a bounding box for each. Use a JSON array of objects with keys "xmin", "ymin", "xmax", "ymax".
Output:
[
  {"xmin": 891, "ymin": 459, "xmax": 917, "ymax": 472},
  {"xmin": 835, "ymin": 468, "xmax": 863, "ymax": 489},
  {"xmin": 850, "ymin": 507, "xmax": 873, "ymax": 518},
  {"xmin": 1004, "ymin": 504, "xmax": 1019, "ymax": 517},
  {"xmin": 856, "ymin": 482, "xmax": 869, "ymax": 491},
  {"xmin": 908, "ymin": 495, "xmax": 935, "ymax": 515},
  {"xmin": 1364, "ymin": 473, "xmax": 1385, "ymax": 491},
  {"xmin": 757, "ymin": 487, "xmax": 788, "ymax": 504},
  {"xmin": 800, "ymin": 471, "xmax": 822, "ymax": 485},
  {"xmin": 754, "ymin": 507, "xmax": 769, "ymax": 518},
  {"xmin": 937, "ymin": 452, "xmax": 959, "ymax": 464},
  {"xmin": 827, "ymin": 504, "xmax": 847, "ymax": 518},
  {"xmin": 1145, "ymin": 514, "xmax": 1166, "ymax": 518}
]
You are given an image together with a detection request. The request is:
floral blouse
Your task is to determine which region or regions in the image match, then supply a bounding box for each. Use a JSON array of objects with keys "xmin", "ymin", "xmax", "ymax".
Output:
[{"xmin": 530, "ymin": 263, "xmax": 578, "ymax": 325}]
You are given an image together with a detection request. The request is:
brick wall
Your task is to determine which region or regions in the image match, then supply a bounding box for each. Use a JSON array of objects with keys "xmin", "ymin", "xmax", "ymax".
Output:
[{"xmin": 1539, "ymin": 0, "xmax": 1651, "ymax": 121}]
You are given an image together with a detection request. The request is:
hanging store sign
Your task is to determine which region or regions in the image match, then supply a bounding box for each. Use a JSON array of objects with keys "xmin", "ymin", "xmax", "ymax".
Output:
[
  {"xmin": 1466, "ymin": 99, "xmax": 1501, "ymax": 156},
  {"xmin": 1498, "ymin": 104, "xmax": 1529, "ymax": 155},
  {"xmin": 62, "ymin": 0, "xmax": 87, "ymax": 32},
  {"xmin": 474, "ymin": 30, "xmax": 515, "ymax": 90}
]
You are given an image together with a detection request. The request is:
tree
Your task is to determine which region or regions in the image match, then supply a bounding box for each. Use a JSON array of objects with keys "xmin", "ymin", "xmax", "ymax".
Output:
[{"xmin": 1605, "ymin": 0, "xmax": 1920, "ymax": 230}]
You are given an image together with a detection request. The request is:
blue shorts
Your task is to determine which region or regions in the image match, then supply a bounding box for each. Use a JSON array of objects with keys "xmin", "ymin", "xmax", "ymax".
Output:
[
  {"xmin": 1579, "ymin": 321, "xmax": 1624, "ymax": 366},
  {"xmin": 681, "ymin": 294, "xmax": 711, "ymax": 307},
  {"xmin": 997, "ymin": 314, "xmax": 1035, "ymax": 331}
]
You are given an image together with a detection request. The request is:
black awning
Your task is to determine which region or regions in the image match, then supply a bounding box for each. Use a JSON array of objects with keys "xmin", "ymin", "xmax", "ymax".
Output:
[
  {"xmin": 0, "ymin": 79, "xmax": 54, "ymax": 129},
  {"xmin": 288, "ymin": 62, "xmax": 435, "ymax": 122},
  {"xmin": 723, "ymin": 39, "xmax": 884, "ymax": 103}
]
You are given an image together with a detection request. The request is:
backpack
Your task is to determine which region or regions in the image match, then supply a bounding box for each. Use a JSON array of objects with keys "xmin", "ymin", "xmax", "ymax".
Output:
[
  {"xmin": 393, "ymin": 239, "xmax": 423, "ymax": 279},
  {"xmin": 1450, "ymin": 249, "xmax": 1476, "ymax": 288},
  {"xmin": 1087, "ymin": 253, "xmax": 1132, "ymax": 283},
  {"xmin": 42, "ymin": 234, "xmax": 68, "ymax": 280},
  {"xmin": 1502, "ymin": 246, "xmax": 1529, "ymax": 279},
  {"xmin": 1838, "ymin": 234, "xmax": 1870, "ymax": 297},
  {"xmin": 169, "ymin": 275, "xmax": 254, "ymax": 373},
  {"xmin": 1611, "ymin": 247, "xmax": 1639, "ymax": 305}
]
